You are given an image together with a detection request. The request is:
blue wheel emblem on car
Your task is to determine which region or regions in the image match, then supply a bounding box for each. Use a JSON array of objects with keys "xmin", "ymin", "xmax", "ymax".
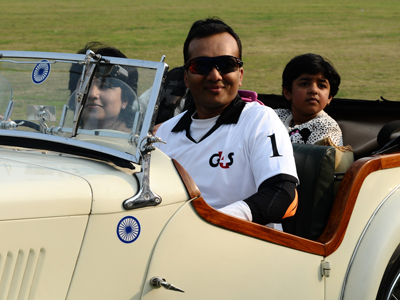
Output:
[
  {"xmin": 117, "ymin": 216, "xmax": 141, "ymax": 243},
  {"xmin": 32, "ymin": 60, "xmax": 51, "ymax": 84}
]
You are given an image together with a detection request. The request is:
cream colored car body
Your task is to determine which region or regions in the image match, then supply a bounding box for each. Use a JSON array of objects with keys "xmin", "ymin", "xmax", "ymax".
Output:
[
  {"xmin": 3, "ymin": 146, "xmax": 400, "ymax": 300},
  {"xmin": 1, "ymin": 51, "xmax": 400, "ymax": 300}
]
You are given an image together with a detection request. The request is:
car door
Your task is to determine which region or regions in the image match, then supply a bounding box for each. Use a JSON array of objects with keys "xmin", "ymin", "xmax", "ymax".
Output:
[{"xmin": 141, "ymin": 200, "xmax": 325, "ymax": 300}]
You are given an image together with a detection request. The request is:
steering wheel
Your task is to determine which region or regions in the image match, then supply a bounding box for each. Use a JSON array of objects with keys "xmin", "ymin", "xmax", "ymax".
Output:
[{"xmin": 13, "ymin": 119, "xmax": 41, "ymax": 132}]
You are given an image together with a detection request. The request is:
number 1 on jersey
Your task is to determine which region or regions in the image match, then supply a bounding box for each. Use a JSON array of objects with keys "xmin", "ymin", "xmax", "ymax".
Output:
[{"xmin": 268, "ymin": 134, "xmax": 282, "ymax": 157}]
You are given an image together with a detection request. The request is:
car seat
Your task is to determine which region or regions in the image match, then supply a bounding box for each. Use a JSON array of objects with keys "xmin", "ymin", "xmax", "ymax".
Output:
[{"xmin": 283, "ymin": 143, "xmax": 354, "ymax": 240}]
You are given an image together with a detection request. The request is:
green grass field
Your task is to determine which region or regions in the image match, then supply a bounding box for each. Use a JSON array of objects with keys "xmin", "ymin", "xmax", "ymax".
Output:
[{"xmin": 1, "ymin": 0, "xmax": 399, "ymax": 100}]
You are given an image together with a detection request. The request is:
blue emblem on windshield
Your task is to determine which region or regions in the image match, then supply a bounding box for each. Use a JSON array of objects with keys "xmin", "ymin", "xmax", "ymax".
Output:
[
  {"xmin": 32, "ymin": 60, "xmax": 51, "ymax": 84},
  {"xmin": 117, "ymin": 216, "xmax": 141, "ymax": 243}
]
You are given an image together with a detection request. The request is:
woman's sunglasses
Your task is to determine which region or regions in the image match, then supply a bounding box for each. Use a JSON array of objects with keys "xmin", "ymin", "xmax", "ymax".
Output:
[{"xmin": 184, "ymin": 55, "xmax": 243, "ymax": 75}]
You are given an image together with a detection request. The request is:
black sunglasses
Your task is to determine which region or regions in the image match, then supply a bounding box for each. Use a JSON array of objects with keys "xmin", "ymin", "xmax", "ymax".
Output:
[{"xmin": 184, "ymin": 55, "xmax": 243, "ymax": 75}]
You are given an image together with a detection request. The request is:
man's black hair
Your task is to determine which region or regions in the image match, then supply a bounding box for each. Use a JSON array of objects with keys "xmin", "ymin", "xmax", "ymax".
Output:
[
  {"xmin": 282, "ymin": 53, "xmax": 341, "ymax": 98},
  {"xmin": 183, "ymin": 17, "xmax": 242, "ymax": 63}
]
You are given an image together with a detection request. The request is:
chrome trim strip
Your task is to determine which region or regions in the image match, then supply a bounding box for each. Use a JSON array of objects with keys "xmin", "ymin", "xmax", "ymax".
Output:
[
  {"xmin": 340, "ymin": 183, "xmax": 400, "ymax": 299},
  {"xmin": 0, "ymin": 51, "xmax": 85, "ymax": 62},
  {"xmin": 133, "ymin": 61, "xmax": 168, "ymax": 162},
  {"xmin": 388, "ymin": 270, "xmax": 400, "ymax": 297},
  {"xmin": 0, "ymin": 51, "xmax": 164, "ymax": 69}
]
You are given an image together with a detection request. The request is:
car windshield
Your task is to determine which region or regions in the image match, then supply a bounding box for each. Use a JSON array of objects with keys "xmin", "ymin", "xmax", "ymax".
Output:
[{"xmin": 0, "ymin": 51, "xmax": 167, "ymax": 165}]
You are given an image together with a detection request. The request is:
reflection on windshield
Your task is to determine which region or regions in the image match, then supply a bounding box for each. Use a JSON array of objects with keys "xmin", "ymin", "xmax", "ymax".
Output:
[
  {"xmin": 0, "ymin": 55, "xmax": 158, "ymax": 158},
  {"xmin": 81, "ymin": 77, "xmax": 137, "ymax": 133},
  {"xmin": 68, "ymin": 63, "xmax": 141, "ymax": 133},
  {"xmin": 0, "ymin": 75, "xmax": 12, "ymax": 119},
  {"xmin": 0, "ymin": 75, "xmax": 12, "ymax": 103}
]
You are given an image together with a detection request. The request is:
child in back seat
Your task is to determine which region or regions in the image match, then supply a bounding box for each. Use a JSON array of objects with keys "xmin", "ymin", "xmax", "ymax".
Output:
[{"xmin": 275, "ymin": 53, "xmax": 343, "ymax": 147}]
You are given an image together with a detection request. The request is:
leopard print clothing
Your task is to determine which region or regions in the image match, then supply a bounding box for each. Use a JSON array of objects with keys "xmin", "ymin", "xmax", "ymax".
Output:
[{"xmin": 274, "ymin": 108, "xmax": 343, "ymax": 146}]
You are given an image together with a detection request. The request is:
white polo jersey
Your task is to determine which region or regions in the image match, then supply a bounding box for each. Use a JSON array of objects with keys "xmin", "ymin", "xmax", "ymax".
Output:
[{"xmin": 156, "ymin": 99, "xmax": 298, "ymax": 209}]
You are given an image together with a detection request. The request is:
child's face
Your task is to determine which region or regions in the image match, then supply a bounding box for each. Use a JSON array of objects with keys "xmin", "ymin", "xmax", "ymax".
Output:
[{"xmin": 283, "ymin": 72, "xmax": 332, "ymax": 124}]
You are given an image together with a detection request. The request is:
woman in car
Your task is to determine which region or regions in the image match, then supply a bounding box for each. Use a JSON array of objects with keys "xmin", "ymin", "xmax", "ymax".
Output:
[
  {"xmin": 82, "ymin": 64, "xmax": 138, "ymax": 133},
  {"xmin": 69, "ymin": 42, "xmax": 139, "ymax": 133}
]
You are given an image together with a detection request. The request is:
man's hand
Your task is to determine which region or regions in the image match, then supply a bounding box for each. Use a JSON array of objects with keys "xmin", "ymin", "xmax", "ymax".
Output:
[
  {"xmin": 153, "ymin": 123, "xmax": 162, "ymax": 135},
  {"xmin": 218, "ymin": 201, "xmax": 252, "ymax": 221}
]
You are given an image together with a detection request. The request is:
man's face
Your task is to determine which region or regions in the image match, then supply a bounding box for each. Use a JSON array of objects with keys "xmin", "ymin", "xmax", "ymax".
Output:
[{"xmin": 184, "ymin": 32, "xmax": 244, "ymax": 119}]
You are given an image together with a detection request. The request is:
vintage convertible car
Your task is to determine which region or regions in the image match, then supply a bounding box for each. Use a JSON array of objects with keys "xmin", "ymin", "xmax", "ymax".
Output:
[{"xmin": 1, "ymin": 50, "xmax": 400, "ymax": 300}]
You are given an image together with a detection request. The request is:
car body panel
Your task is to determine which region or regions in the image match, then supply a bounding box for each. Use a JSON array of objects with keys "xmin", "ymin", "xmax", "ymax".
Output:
[
  {"xmin": 142, "ymin": 202, "xmax": 324, "ymax": 300},
  {"xmin": 0, "ymin": 146, "xmax": 139, "ymax": 216},
  {"xmin": 66, "ymin": 203, "xmax": 186, "ymax": 300},
  {"xmin": 0, "ymin": 147, "xmax": 92, "ymax": 220},
  {"xmin": 0, "ymin": 147, "xmax": 192, "ymax": 300},
  {"xmin": 0, "ymin": 216, "xmax": 88, "ymax": 300},
  {"xmin": 342, "ymin": 170, "xmax": 400, "ymax": 300},
  {"xmin": 324, "ymin": 167, "xmax": 400, "ymax": 300},
  {"xmin": 148, "ymin": 149, "xmax": 191, "ymax": 207}
]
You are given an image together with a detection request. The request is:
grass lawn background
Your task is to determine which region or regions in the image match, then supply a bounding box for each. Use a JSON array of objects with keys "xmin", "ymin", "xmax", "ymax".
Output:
[{"xmin": 1, "ymin": 0, "xmax": 399, "ymax": 100}]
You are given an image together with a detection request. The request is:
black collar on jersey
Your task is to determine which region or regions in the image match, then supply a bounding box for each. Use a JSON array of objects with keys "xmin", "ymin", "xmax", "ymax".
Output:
[{"xmin": 171, "ymin": 94, "xmax": 246, "ymax": 143}]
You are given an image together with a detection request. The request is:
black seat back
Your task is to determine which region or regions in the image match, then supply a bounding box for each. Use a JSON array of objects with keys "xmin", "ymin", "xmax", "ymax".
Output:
[{"xmin": 283, "ymin": 144, "xmax": 336, "ymax": 240}]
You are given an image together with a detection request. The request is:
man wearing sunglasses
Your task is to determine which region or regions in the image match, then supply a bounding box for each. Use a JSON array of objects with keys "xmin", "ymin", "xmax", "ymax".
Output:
[{"xmin": 156, "ymin": 18, "xmax": 298, "ymax": 229}]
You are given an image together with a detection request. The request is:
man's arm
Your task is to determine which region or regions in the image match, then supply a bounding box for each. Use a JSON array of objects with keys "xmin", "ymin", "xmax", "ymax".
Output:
[
  {"xmin": 243, "ymin": 178, "xmax": 297, "ymax": 224},
  {"xmin": 218, "ymin": 177, "xmax": 297, "ymax": 225}
]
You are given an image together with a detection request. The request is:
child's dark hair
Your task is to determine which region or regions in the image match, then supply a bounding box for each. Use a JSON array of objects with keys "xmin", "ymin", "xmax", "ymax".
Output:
[{"xmin": 282, "ymin": 53, "xmax": 341, "ymax": 97}]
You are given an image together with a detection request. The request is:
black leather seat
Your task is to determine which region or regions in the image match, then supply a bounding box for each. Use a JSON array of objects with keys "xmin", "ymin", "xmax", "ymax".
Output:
[{"xmin": 283, "ymin": 144, "xmax": 336, "ymax": 240}]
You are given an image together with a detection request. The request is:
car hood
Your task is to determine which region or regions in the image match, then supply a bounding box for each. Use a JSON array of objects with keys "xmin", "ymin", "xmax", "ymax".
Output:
[{"xmin": 0, "ymin": 147, "xmax": 139, "ymax": 221}]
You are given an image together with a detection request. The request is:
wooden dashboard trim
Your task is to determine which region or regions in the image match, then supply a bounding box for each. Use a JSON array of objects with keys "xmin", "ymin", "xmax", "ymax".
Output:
[
  {"xmin": 172, "ymin": 159, "xmax": 201, "ymax": 199},
  {"xmin": 173, "ymin": 154, "xmax": 400, "ymax": 256},
  {"xmin": 317, "ymin": 155, "xmax": 400, "ymax": 255}
]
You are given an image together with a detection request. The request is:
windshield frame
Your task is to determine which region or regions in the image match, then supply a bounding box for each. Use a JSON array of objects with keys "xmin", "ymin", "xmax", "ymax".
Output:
[{"xmin": 0, "ymin": 50, "xmax": 168, "ymax": 167}]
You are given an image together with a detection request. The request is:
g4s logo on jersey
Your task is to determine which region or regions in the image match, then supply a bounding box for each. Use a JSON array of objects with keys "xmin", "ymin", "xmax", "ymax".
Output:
[{"xmin": 209, "ymin": 151, "xmax": 234, "ymax": 169}]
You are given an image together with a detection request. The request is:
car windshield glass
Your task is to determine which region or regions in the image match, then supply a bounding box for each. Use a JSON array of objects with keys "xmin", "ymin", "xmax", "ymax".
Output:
[{"xmin": 0, "ymin": 53, "xmax": 165, "ymax": 163}]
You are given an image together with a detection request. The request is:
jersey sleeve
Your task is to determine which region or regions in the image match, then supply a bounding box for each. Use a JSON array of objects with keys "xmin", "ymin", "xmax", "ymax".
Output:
[{"xmin": 244, "ymin": 106, "xmax": 298, "ymax": 188}]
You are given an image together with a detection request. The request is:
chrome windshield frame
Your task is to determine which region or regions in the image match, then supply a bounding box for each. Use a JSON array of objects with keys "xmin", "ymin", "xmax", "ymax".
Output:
[{"xmin": 0, "ymin": 50, "xmax": 169, "ymax": 166}]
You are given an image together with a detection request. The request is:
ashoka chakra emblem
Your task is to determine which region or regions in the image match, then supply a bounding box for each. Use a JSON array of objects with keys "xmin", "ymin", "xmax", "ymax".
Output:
[
  {"xmin": 117, "ymin": 216, "xmax": 141, "ymax": 243},
  {"xmin": 32, "ymin": 60, "xmax": 51, "ymax": 84}
]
